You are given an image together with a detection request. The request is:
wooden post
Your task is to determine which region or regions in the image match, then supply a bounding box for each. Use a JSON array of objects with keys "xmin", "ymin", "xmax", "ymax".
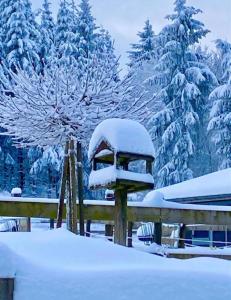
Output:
[
  {"xmin": 178, "ymin": 224, "xmax": 186, "ymax": 248},
  {"xmin": 77, "ymin": 142, "xmax": 84, "ymax": 236},
  {"xmin": 26, "ymin": 217, "xmax": 31, "ymax": 232},
  {"xmin": 86, "ymin": 220, "xmax": 91, "ymax": 237},
  {"xmin": 0, "ymin": 278, "xmax": 14, "ymax": 300},
  {"xmin": 127, "ymin": 222, "xmax": 133, "ymax": 247},
  {"xmin": 66, "ymin": 160, "xmax": 71, "ymax": 231},
  {"xmin": 114, "ymin": 188, "xmax": 127, "ymax": 246},
  {"xmin": 154, "ymin": 222, "xmax": 162, "ymax": 245},
  {"xmin": 50, "ymin": 219, "xmax": 54, "ymax": 229},
  {"xmin": 57, "ymin": 141, "xmax": 69, "ymax": 228},
  {"xmin": 105, "ymin": 224, "xmax": 113, "ymax": 242},
  {"xmin": 146, "ymin": 160, "xmax": 153, "ymax": 174},
  {"xmin": 68, "ymin": 139, "xmax": 78, "ymax": 234}
]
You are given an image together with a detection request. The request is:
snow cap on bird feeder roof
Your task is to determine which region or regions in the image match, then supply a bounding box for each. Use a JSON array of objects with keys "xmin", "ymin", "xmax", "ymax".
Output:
[{"xmin": 88, "ymin": 118, "xmax": 155, "ymax": 162}]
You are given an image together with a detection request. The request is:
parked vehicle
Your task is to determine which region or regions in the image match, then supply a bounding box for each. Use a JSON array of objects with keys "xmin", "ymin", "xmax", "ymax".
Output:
[{"xmin": 0, "ymin": 218, "xmax": 19, "ymax": 232}]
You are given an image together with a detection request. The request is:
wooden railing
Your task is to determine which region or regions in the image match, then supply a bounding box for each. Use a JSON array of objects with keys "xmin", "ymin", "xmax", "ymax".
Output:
[{"xmin": 1, "ymin": 197, "xmax": 231, "ymax": 225}]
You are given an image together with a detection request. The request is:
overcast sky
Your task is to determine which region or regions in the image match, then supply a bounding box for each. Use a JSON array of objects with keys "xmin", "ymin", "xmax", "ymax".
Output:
[{"xmin": 31, "ymin": 0, "xmax": 231, "ymax": 68}]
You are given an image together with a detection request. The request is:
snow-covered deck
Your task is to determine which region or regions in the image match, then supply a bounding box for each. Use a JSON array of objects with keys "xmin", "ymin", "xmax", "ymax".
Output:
[{"xmin": 1, "ymin": 229, "xmax": 231, "ymax": 300}]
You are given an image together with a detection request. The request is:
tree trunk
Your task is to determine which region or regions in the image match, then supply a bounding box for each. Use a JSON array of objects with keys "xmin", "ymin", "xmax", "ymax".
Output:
[
  {"xmin": 77, "ymin": 142, "xmax": 84, "ymax": 236},
  {"xmin": 18, "ymin": 147, "xmax": 24, "ymax": 190},
  {"xmin": 56, "ymin": 141, "xmax": 69, "ymax": 228}
]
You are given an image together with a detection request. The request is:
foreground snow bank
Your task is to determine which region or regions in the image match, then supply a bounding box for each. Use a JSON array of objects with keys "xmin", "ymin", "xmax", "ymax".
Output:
[{"xmin": 0, "ymin": 229, "xmax": 231, "ymax": 300}]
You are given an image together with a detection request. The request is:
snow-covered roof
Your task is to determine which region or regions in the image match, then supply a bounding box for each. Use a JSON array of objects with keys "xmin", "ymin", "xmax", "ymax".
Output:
[
  {"xmin": 155, "ymin": 168, "xmax": 231, "ymax": 201},
  {"xmin": 88, "ymin": 118, "xmax": 155, "ymax": 161}
]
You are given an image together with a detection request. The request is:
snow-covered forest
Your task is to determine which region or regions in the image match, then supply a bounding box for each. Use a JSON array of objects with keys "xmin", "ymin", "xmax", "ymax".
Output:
[{"xmin": 0, "ymin": 0, "xmax": 230, "ymax": 197}]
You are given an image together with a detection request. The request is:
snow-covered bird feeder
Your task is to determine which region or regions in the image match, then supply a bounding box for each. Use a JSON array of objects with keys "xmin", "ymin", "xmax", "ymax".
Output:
[
  {"xmin": 88, "ymin": 118, "xmax": 155, "ymax": 192},
  {"xmin": 88, "ymin": 118, "xmax": 155, "ymax": 246}
]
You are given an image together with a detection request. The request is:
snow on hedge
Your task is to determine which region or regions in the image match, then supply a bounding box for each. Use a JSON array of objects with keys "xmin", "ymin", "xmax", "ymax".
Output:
[
  {"xmin": 89, "ymin": 165, "xmax": 154, "ymax": 188},
  {"xmin": 155, "ymin": 168, "xmax": 231, "ymax": 200},
  {"xmin": 88, "ymin": 118, "xmax": 155, "ymax": 161},
  {"xmin": 1, "ymin": 229, "xmax": 231, "ymax": 300}
]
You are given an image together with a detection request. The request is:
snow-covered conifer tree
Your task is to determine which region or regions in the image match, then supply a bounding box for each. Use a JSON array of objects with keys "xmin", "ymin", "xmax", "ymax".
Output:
[
  {"xmin": 127, "ymin": 19, "xmax": 162, "ymax": 124},
  {"xmin": 214, "ymin": 40, "xmax": 231, "ymax": 83},
  {"xmin": 76, "ymin": 0, "xmax": 97, "ymax": 59},
  {"xmin": 55, "ymin": 0, "xmax": 78, "ymax": 66},
  {"xmin": 95, "ymin": 28, "xmax": 119, "ymax": 81},
  {"xmin": 1, "ymin": 0, "xmax": 40, "ymax": 72},
  {"xmin": 128, "ymin": 19, "xmax": 155, "ymax": 65},
  {"xmin": 40, "ymin": 0, "xmax": 55, "ymax": 64},
  {"xmin": 148, "ymin": 0, "xmax": 217, "ymax": 187},
  {"xmin": 208, "ymin": 40, "xmax": 231, "ymax": 169}
]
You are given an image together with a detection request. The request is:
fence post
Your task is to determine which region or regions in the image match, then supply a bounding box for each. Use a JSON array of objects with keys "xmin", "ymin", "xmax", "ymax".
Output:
[
  {"xmin": 86, "ymin": 220, "xmax": 91, "ymax": 237},
  {"xmin": 154, "ymin": 222, "xmax": 162, "ymax": 245},
  {"xmin": 178, "ymin": 224, "xmax": 186, "ymax": 248},
  {"xmin": 105, "ymin": 224, "xmax": 113, "ymax": 242},
  {"xmin": 127, "ymin": 222, "xmax": 133, "ymax": 247},
  {"xmin": 50, "ymin": 219, "xmax": 55, "ymax": 229},
  {"xmin": 0, "ymin": 278, "xmax": 14, "ymax": 300}
]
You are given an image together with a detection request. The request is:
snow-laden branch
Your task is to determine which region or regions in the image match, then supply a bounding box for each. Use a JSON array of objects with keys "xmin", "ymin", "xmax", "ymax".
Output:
[{"xmin": 0, "ymin": 55, "xmax": 149, "ymax": 147}]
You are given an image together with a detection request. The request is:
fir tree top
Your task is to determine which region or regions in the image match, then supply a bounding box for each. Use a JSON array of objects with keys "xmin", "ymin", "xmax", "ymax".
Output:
[{"xmin": 128, "ymin": 19, "xmax": 155, "ymax": 64}]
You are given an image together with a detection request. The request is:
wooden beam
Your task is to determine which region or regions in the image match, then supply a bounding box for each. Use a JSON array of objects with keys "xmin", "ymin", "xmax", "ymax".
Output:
[
  {"xmin": 77, "ymin": 142, "xmax": 84, "ymax": 236},
  {"xmin": 68, "ymin": 139, "xmax": 78, "ymax": 234},
  {"xmin": 57, "ymin": 141, "xmax": 69, "ymax": 228},
  {"xmin": 1, "ymin": 199, "xmax": 231, "ymax": 226}
]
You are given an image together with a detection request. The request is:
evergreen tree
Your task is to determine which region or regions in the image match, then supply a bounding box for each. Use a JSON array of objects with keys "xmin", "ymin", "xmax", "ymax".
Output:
[
  {"xmin": 95, "ymin": 28, "xmax": 119, "ymax": 81},
  {"xmin": 40, "ymin": 0, "xmax": 55, "ymax": 63},
  {"xmin": 1, "ymin": 0, "xmax": 40, "ymax": 72},
  {"xmin": 208, "ymin": 40, "xmax": 231, "ymax": 170},
  {"xmin": 214, "ymin": 39, "xmax": 231, "ymax": 83},
  {"xmin": 148, "ymin": 0, "xmax": 217, "ymax": 187},
  {"xmin": 55, "ymin": 0, "xmax": 77, "ymax": 65},
  {"xmin": 77, "ymin": 0, "xmax": 97, "ymax": 59},
  {"xmin": 127, "ymin": 19, "xmax": 163, "ymax": 125},
  {"xmin": 128, "ymin": 19, "xmax": 155, "ymax": 64}
]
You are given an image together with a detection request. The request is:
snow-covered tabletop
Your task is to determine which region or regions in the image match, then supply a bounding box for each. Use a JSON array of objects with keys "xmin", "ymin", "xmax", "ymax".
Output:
[{"xmin": 1, "ymin": 229, "xmax": 231, "ymax": 300}]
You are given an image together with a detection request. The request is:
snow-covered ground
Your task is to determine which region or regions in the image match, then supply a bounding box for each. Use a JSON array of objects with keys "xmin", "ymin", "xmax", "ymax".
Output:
[{"xmin": 1, "ymin": 229, "xmax": 231, "ymax": 300}]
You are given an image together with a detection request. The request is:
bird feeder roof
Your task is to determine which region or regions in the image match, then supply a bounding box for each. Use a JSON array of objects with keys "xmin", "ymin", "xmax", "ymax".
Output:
[{"xmin": 88, "ymin": 118, "xmax": 155, "ymax": 161}]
